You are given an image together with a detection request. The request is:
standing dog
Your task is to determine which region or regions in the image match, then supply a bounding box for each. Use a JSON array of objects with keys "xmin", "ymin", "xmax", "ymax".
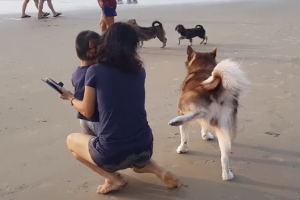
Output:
[
  {"xmin": 175, "ymin": 24, "xmax": 208, "ymax": 45},
  {"xmin": 128, "ymin": 19, "xmax": 167, "ymax": 48},
  {"xmin": 168, "ymin": 46, "xmax": 250, "ymax": 181}
]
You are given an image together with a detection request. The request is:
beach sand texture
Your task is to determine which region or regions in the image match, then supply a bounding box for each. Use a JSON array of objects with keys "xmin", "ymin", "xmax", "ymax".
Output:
[{"xmin": 0, "ymin": 0, "xmax": 300, "ymax": 200}]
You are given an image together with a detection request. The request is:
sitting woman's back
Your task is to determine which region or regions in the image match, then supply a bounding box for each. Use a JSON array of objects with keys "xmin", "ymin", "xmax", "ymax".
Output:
[{"xmin": 87, "ymin": 64, "xmax": 150, "ymax": 141}]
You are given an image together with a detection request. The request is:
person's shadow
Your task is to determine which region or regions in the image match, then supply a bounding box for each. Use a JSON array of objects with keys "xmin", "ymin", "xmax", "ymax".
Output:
[{"xmin": 104, "ymin": 173, "xmax": 296, "ymax": 200}]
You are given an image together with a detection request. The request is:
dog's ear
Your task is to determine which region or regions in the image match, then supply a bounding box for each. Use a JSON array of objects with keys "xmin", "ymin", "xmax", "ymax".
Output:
[
  {"xmin": 210, "ymin": 47, "xmax": 217, "ymax": 58},
  {"xmin": 187, "ymin": 45, "xmax": 195, "ymax": 56},
  {"xmin": 175, "ymin": 25, "xmax": 178, "ymax": 31}
]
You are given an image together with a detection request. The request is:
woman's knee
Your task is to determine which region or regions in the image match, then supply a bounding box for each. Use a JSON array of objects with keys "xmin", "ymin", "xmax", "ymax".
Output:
[{"xmin": 66, "ymin": 133, "xmax": 79, "ymax": 152}]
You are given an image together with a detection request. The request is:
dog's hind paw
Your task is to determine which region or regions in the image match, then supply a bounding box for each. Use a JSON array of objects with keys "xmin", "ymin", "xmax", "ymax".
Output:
[
  {"xmin": 168, "ymin": 117, "xmax": 184, "ymax": 126},
  {"xmin": 222, "ymin": 171, "xmax": 234, "ymax": 181},
  {"xmin": 176, "ymin": 144, "xmax": 188, "ymax": 154},
  {"xmin": 202, "ymin": 132, "xmax": 214, "ymax": 141}
]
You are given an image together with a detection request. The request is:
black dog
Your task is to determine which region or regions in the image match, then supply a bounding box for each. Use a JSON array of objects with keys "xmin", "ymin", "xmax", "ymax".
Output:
[
  {"xmin": 128, "ymin": 19, "xmax": 167, "ymax": 48},
  {"xmin": 175, "ymin": 24, "xmax": 208, "ymax": 45}
]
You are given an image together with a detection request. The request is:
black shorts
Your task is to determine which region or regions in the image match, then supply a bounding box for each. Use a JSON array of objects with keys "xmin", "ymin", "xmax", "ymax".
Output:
[{"xmin": 88, "ymin": 137, "xmax": 153, "ymax": 173}]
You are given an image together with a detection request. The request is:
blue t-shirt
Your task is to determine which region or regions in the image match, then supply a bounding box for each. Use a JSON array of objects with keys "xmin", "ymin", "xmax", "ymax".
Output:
[
  {"xmin": 85, "ymin": 64, "xmax": 153, "ymax": 162},
  {"xmin": 71, "ymin": 66, "xmax": 99, "ymax": 122}
]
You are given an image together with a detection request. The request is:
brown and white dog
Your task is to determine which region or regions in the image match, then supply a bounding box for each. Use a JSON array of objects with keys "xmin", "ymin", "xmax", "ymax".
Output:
[{"xmin": 168, "ymin": 46, "xmax": 250, "ymax": 181}]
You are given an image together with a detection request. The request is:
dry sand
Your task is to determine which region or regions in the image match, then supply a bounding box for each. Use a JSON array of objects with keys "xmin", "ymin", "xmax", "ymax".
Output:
[{"xmin": 1, "ymin": 0, "xmax": 300, "ymax": 199}]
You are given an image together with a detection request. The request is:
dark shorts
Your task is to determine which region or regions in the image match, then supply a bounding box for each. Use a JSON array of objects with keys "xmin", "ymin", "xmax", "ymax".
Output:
[
  {"xmin": 102, "ymin": 8, "xmax": 117, "ymax": 17},
  {"xmin": 88, "ymin": 137, "xmax": 153, "ymax": 173}
]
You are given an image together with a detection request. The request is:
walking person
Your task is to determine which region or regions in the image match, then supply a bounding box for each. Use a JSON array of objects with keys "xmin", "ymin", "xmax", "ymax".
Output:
[
  {"xmin": 97, "ymin": 0, "xmax": 117, "ymax": 33},
  {"xmin": 38, "ymin": 0, "xmax": 62, "ymax": 19},
  {"xmin": 21, "ymin": 0, "xmax": 49, "ymax": 18}
]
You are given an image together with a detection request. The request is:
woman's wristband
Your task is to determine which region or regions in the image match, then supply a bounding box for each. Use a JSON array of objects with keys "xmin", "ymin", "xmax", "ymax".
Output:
[{"xmin": 70, "ymin": 97, "xmax": 75, "ymax": 106}]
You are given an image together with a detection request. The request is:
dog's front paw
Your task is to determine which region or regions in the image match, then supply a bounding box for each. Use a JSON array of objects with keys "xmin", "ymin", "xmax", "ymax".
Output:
[
  {"xmin": 202, "ymin": 132, "xmax": 214, "ymax": 141},
  {"xmin": 176, "ymin": 144, "xmax": 188, "ymax": 154},
  {"xmin": 168, "ymin": 117, "xmax": 183, "ymax": 126},
  {"xmin": 222, "ymin": 170, "xmax": 234, "ymax": 181}
]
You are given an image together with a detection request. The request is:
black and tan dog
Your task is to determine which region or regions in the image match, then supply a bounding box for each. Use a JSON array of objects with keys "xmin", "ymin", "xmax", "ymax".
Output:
[
  {"xmin": 175, "ymin": 24, "xmax": 208, "ymax": 45},
  {"xmin": 128, "ymin": 19, "xmax": 167, "ymax": 48}
]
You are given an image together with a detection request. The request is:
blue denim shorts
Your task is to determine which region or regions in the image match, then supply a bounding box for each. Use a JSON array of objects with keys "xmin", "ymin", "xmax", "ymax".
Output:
[
  {"xmin": 102, "ymin": 8, "xmax": 117, "ymax": 17},
  {"xmin": 88, "ymin": 137, "xmax": 153, "ymax": 172}
]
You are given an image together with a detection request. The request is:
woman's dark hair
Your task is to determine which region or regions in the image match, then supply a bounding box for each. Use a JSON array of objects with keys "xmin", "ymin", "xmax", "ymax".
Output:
[
  {"xmin": 75, "ymin": 30, "xmax": 101, "ymax": 61},
  {"xmin": 96, "ymin": 22, "xmax": 143, "ymax": 73}
]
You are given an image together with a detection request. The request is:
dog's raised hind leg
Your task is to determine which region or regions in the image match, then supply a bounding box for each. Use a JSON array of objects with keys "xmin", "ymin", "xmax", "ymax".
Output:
[
  {"xmin": 215, "ymin": 128, "xmax": 234, "ymax": 181},
  {"xmin": 176, "ymin": 123, "xmax": 189, "ymax": 153}
]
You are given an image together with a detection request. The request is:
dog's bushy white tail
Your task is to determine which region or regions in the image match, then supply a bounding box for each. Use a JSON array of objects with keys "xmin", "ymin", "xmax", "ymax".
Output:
[{"xmin": 202, "ymin": 59, "xmax": 250, "ymax": 95}]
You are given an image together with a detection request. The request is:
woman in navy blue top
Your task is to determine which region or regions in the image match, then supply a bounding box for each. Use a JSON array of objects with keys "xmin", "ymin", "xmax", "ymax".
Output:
[{"xmin": 59, "ymin": 22, "xmax": 179, "ymax": 194}]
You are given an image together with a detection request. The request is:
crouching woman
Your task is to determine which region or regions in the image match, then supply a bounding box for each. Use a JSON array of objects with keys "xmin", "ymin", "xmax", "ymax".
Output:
[{"xmin": 58, "ymin": 22, "xmax": 180, "ymax": 194}]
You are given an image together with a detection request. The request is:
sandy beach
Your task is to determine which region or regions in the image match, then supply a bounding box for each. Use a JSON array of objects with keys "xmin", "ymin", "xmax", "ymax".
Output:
[{"xmin": 1, "ymin": 0, "xmax": 300, "ymax": 199}]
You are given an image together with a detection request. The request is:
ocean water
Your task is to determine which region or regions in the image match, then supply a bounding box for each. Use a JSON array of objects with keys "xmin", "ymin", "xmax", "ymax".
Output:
[{"xmin": 0, "ymin": 0, "xmax": 233, "ymax": 15}]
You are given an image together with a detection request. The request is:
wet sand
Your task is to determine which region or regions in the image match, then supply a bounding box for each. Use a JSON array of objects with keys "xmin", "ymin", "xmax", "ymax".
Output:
[{"xmin": 1, "ymin": 0, "xmax": 300, "ymax": 200}]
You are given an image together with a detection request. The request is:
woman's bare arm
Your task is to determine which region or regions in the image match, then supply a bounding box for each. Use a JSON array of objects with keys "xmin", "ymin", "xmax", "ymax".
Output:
[{"xmin": 67, "ymin": 86, "xmax": 96, "ymax": 118}]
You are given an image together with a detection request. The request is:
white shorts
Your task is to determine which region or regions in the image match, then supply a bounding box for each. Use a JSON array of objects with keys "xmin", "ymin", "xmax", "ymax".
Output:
[{"xmin": 79, "ymin": 119, "xmax": 96, "ymax": 136}]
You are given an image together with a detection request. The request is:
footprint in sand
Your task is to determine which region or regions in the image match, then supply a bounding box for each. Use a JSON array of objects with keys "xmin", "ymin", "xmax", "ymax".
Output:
[{"xmin": 264, "ymin": 131, "xmax": 280, "ymax": 137}]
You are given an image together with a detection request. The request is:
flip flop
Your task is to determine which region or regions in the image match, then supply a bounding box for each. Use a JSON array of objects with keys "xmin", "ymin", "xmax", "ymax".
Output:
[
  {"xmin": 21, "ymin": 14, "xmax": 31, "ymax": 18},
  {"xmin": 44, "ymin": 12, "xmax": 50, "ymax": 16},
  {"xmin": 53, "ymin": 12, "xmax": 62, "ymax": 17},
  {"xmin": 38, "ymin": 16, "xmax": 48, "ymax": 19}
]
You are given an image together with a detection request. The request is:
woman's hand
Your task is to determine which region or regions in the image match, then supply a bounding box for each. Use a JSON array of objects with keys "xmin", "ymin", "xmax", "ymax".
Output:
[{"xmin": 58, "ymin": 86, "xmax": 74, "ymax": 101}]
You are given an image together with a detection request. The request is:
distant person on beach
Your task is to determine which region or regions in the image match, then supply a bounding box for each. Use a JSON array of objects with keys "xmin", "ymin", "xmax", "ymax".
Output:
[
  {"xmin": 38, "ymin": 0, "xmax": 62, "ymax": 19},
  {"xmin": 117, "ymin": 0, "xmax": 138, "ymax": 4},
  {"xmin": 72, "ymin": 31, "xmax": 102, "ymax": 136},
  {"xmin": 58, "ymin": 23, "xmax": 180, "ymax": 194},
  {"xmin": 98, "ymin": 0, "xmax": 117, "ymax": 33},
  {"xmin": 127, "ymin": 0, "xmax": 138, "ymax": 4},
  {"xmin": 21, "ymin": 0, "xmax": 50, "ymax": 18}
]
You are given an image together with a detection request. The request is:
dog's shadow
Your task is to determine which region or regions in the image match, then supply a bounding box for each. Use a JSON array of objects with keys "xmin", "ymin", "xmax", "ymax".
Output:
[{"xmin": 138, "ymin": 44, "xmax": 217, "ymax": 57}]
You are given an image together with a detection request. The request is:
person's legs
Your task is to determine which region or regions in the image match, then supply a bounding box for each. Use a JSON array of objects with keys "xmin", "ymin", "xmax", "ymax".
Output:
[
  {"xmin": 44, "ymin": 0, "xmax": 62, "ymax": 17},
  {"xmin": 33, "ymin": 0, "xmax": 39, "ymax": 9},
  {"xmin": 132, "ymin": 159, "xmax": 180, "ymax": 188},
  {"xmin": 33, "ymin": 0, "xmax": 49, "ymax": 16},
  {"xmin": 104, "ymin": 16, "xmax": 115, "ymax": 28},
  {"xmin": 21, "ymin": 0, "xmax": 30, "ymax": 17},
  {"xmin": 47, "ymin": 0, "xmax": 56, "ymax": 14},
  {"xmin": 66, "ymin": 133, "xmax": 127, "ymax": 194},
  {"xmin": 38, "ymin": 0, "xmax": 45, "ymax": 18},
  {"xmin": 99, "ymin": 13, "xmax": 107, "ymax": 33}
]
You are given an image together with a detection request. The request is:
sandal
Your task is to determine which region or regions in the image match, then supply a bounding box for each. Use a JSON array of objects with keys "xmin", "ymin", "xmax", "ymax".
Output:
[
  {"xmin": 44, "ymin": 12, "xmax": 50, "ymax": 16},
  {"xmin": 53, "ymin": 12, "xmax": 62, "ymax": 17},
  {"xmin": 38, "ymin": 15, "xmax": 48, "ymax": 19},
  {"xmin": 21, "ymin": 14, "xmax": 31, "ymax": 18}
]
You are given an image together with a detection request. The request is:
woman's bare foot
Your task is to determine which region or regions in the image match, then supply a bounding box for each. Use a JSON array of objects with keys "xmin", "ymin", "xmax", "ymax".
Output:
[
  {"xmin": 157, "ymin": 171, "xmax": 180, "ymax": 188},
  {"xmin": 96, "ymin": 177, "xmax": 127, "ymax": 194}
]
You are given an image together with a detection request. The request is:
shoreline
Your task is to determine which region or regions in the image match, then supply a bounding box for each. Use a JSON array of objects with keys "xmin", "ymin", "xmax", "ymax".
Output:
[{"xmin": 0, "ymin": 0, "xmax": 257, "ymax": 18}]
